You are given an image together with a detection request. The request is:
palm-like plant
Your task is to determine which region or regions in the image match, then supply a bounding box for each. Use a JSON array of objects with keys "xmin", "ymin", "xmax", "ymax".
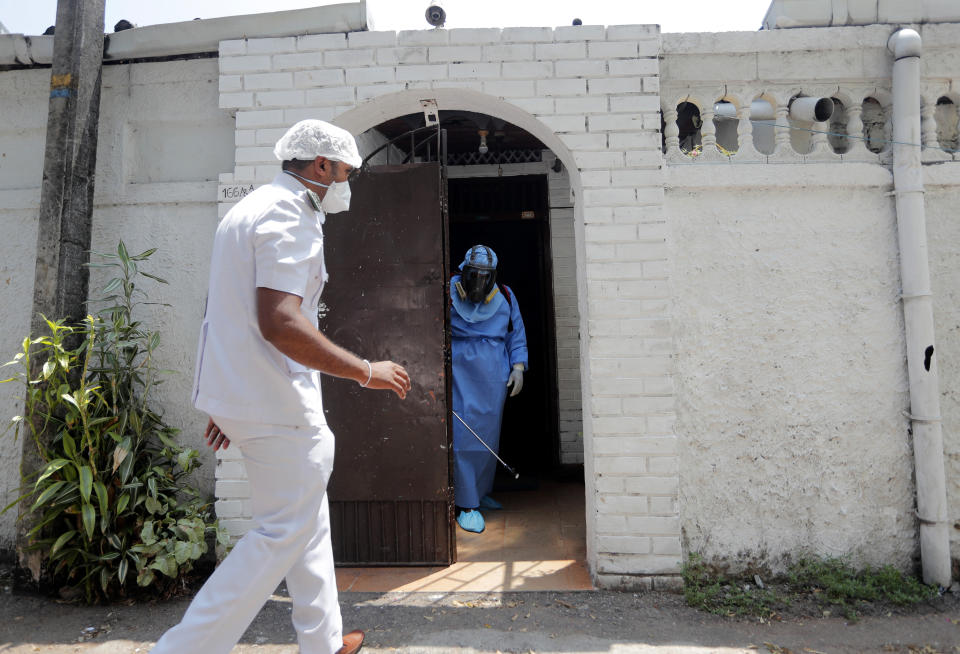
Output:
[{"xmin": 2, "ymin": 242, "xmax": 226, "ymax": 603}]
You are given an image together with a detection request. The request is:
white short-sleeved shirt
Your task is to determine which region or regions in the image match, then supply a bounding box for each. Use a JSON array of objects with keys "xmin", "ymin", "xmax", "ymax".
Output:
[{"xmin": 192, "ymin": 172, "xmax": 329, "ymax": 427}]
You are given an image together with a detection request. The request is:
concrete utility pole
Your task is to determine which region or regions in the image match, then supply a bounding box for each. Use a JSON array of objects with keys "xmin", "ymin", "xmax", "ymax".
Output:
[{"xmin": 18, "ymin": 0, "xmax": 106, "ymax": 581}]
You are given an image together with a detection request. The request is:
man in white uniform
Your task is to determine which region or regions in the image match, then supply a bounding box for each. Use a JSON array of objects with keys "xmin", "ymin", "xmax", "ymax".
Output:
[{"xmin": 152, "ymin": 120, "xmax": 411, "ymax": 654}]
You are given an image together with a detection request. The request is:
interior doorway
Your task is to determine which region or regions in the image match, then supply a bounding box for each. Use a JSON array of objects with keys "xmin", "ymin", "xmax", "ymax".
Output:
[{"xmin": 448, "ymin": 174, "xmax": 559, "ymax": 482}]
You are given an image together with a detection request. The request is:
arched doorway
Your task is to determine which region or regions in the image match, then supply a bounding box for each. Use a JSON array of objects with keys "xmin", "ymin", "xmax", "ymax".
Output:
[{"xmin": 329, "ymin": 91, "xmax": 589, "ymax": 579}]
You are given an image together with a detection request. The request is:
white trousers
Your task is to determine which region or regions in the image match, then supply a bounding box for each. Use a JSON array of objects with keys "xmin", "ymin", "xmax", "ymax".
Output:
[{"xmin": 152, "ymin": 417, "xmax": 343, "ymax": 654}]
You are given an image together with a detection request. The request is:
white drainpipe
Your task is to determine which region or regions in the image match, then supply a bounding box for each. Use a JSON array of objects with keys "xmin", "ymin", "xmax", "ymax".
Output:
[{"xmin": 888, "ymin": 27, "xmax": 952, "ymax": 587}]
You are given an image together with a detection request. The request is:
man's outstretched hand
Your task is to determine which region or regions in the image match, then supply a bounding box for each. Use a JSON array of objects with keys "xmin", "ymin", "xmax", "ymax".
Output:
[
  {"xmin": 202, "ymin": 362, "xmax": 409, "ymax": 449},
  {"xmin": 205, "ymin": 417, "xmax": 231, "ymax": 451},
  {"xmin": 366, "ymin": 361, "xmax": 412, "ymax": 399}
]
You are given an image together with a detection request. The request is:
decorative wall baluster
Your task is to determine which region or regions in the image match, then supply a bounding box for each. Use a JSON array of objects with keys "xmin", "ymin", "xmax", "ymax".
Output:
[
  {"xmin": 807, "ymin": 113, "xmax": 835, "ymax": 160},
  {"xmin": 771, "ymin": 97, "xmax": 800, "ymax": 161},
  {"xmin": 700, "ymin": 102, "xmax": 717, "ymax": 152},
  {"xmin": 698, "ymin": 103, "xmax": 722, "ymax": 160},
  {"xmin": 733, "ymin": 100, "xmax": 763, "ymax": 160},
  {"xmin": 839, "ymin": 96, "xmax": 874, "ymax": 161},
  {"xmin": 656, "ymin": 84, "xmax": 942, "ymax": 165},
  {"xmin": 664, "ymin": 106, "xmax": 680, "ymax": 158}
]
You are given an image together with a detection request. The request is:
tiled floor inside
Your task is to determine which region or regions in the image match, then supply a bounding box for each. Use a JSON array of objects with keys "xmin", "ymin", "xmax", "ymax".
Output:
[{"xmin": 335, "ymin": 480, "xmax": 592, "ymax": 592}]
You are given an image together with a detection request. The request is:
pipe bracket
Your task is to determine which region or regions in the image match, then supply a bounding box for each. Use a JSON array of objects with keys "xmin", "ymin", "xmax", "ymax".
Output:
[
  {"xmin": 892, "ymin": 188, "xmax": 925, "ymax": 196},
  {"xmin": 903, "ymin": 410, "xmax": 942, "ymax": 423},
  {"xmin": 915, "ymin": 510, "xmax": 945, "ymax": 526},
  {"xmin": 900, "ymin": 292, "xmax": 932, "ymax": 301}
]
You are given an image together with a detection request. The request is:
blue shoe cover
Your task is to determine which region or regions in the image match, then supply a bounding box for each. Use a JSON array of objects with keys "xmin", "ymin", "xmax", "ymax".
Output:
[
  {"xmin": 479, "ymin": 495, "xmax": 502, "ymax": 510},
  {"xmin": 457, "ymin": 510, "xmax": 485, "ymax": 533}
]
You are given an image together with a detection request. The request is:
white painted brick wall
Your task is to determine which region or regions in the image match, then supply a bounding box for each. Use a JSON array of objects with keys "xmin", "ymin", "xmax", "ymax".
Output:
[
  {"xmin": 502, "ymin": 62, "xmax": 554, "ymax": 79},
  {"xmin": 298, "ymin": 33, "xmax": 348, "ymax": 50},
  {"xmin": 428, "ymin": 45, "xmax": 483, "ymax": 62},
  {"xmin": 482, "ymin": 79, "xmax": 535, "ymax": 97},
  {"xmin": 247, "ymin": 37, "xmax": 297, "ymax": 54},
  {"xmin": 536, "ymin": 78, "xmax": 587, "ymax": 97},
  {"xmin": 398, "ymin": 30, "xmax": 449, "ymax": 46},
  {"xmin": 220, "ymin": 55, "xmax": 272, "ymax": 74},
  {"xmin": 547, "ymin": 163, "xmax": 583, "ymax": 466},
  {"xmin": 323, "ymin": 49, "xmax": 376, "ymax": 68},
  {"xmin": 348, "ymin": 31, "xmax": 398, "ymax": 48},
  {"xmin": 588, "ymin": 41, "xmax": 641, "ymax": 59},
  {"xmin": 606, "ymin": 25, "xmax": 660, "ymax": 40},
  {"xmin": 482, "ymin": 44, "xmax": 534, "ymax": 61},
  {"xmin": 555, "ymin": 60, "xmax": 607, "ymax": 78},
  {"xmin": 501, "ymin": 27, "xmax": 554, "ymax": 42},
  {"xmin": 376, "ymin": 47, "xmax": 429, "ymax": 65},
  {"xmin": 535, "ymin": 42, "xmax": 587, "ymax": 60},
  {"xmin": 219, "ymin": 75, "xmax": 242, "ymax": 92},
  {"xmin": 554, "ymin": 25, "xmax": 607, "ymax": 41},
  {"xmin": 449, "ymin": 62, "xmax": 501, "ymax": 79},
  {"xmin": 217, "ymin": 25, "xmax": 676, "ymax": 586},
  {"xmin": 449, "ymin": 28, "xmax": 503, "ymax": 44},
  {"xmin": 255, "ymin": 90, "xmax": 305, "ymax": 108}
]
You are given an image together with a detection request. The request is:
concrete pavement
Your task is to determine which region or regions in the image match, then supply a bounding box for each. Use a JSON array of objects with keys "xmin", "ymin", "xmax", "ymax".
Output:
[{"xmin": 3, "ymin": 585, "xmax": 960, "ymax": 654}]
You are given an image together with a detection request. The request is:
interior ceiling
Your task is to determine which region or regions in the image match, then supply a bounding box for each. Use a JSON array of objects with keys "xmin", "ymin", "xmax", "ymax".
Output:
[{"xmin": 372, "ymin": 111, "xmax": 547, "ymax": 157}]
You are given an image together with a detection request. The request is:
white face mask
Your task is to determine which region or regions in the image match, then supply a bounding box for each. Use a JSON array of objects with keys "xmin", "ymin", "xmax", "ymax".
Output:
[
  {"xmin": 320, "ymin": 180, "xmax": 351, "ymax": 214},
  {"xmin": 283, "ymin": 170, "xmax": 352, "ymax": 214}
]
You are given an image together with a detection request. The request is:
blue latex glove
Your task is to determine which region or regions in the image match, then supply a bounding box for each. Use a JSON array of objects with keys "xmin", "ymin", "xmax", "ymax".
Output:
[{"xmin": 507, "ymin": 363, "xmax": 524, "ymax": 397}]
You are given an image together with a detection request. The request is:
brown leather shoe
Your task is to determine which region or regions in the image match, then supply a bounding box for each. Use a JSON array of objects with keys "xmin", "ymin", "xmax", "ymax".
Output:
[{"xmin": 336, "ymin": 629, "xmax": 364, "ymax": 654}]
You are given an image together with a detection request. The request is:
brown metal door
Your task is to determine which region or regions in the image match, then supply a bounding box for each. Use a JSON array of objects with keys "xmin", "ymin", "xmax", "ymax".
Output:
[{"xmin": 319, "ymin": 162, "xmax": 454, "ymax": 566}]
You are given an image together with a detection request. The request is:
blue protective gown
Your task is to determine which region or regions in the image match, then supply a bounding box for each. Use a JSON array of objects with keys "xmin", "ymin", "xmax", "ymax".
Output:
[{"xmin": 451, "ymin": 276, "xmax": 528, "ymax": 509}]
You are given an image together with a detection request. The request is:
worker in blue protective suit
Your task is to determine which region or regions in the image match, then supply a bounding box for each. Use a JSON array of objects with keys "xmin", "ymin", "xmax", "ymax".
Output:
[{"xmin": 450, "ymin": 245, "xmax": 528, "ymax": 533}]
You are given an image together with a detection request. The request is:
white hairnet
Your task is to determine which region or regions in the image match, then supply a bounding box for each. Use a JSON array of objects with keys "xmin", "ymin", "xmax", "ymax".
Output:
[{"xmin": 273, "ymin": 119, "xmax": 362, "ymax": 169}]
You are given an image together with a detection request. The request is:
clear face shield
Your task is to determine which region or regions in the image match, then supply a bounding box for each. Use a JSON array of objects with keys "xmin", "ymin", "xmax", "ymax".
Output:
[
  {"xmin": 455, "ymin": 245, "xmax": 499, "ymax": 304},
  {"xmin": 462, "ymin": 265, "xmax": 496, "ymax": 303}
]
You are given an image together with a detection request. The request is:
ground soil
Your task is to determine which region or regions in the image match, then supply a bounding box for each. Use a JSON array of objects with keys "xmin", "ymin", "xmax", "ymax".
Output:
[{"xmin": 3, "ymin": 561, "xmax": 959, "ymax": 653}]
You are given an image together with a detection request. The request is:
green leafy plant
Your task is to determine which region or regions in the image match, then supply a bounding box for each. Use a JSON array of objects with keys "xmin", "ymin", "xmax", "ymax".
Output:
[{"xmin": 2, "ymin": 242, "xmax": 227, "ymax": 603}]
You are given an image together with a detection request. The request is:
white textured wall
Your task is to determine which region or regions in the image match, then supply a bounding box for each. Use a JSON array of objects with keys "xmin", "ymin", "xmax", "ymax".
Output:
[
  {"xmin": 91, "ymin": 61, "xmax": 234, "ymax": 502},
  {"xmin": 0, "ymin": 68, "xmax": 48, "ymax": 553},
  {"xmin": 661, "ymin": 22, "xmax": 960, "ymax": 574},
  {"xmin": 926, "ymin": 166, "xmax": 960, "ymax": 564},
  {"xmin": 546, "ymin": 159, "xmax": 585, "ymax": 465},
  {"xmin": 0, "ymin": 70, "xmax": 46, "ymax": 553},
  {"xmin": 0, "ymin": 58, "xmax": 234, "ymax": 553},
  {"xmin": 668, "ymin": 165, "xmax": 919, "ymax": 572}
]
